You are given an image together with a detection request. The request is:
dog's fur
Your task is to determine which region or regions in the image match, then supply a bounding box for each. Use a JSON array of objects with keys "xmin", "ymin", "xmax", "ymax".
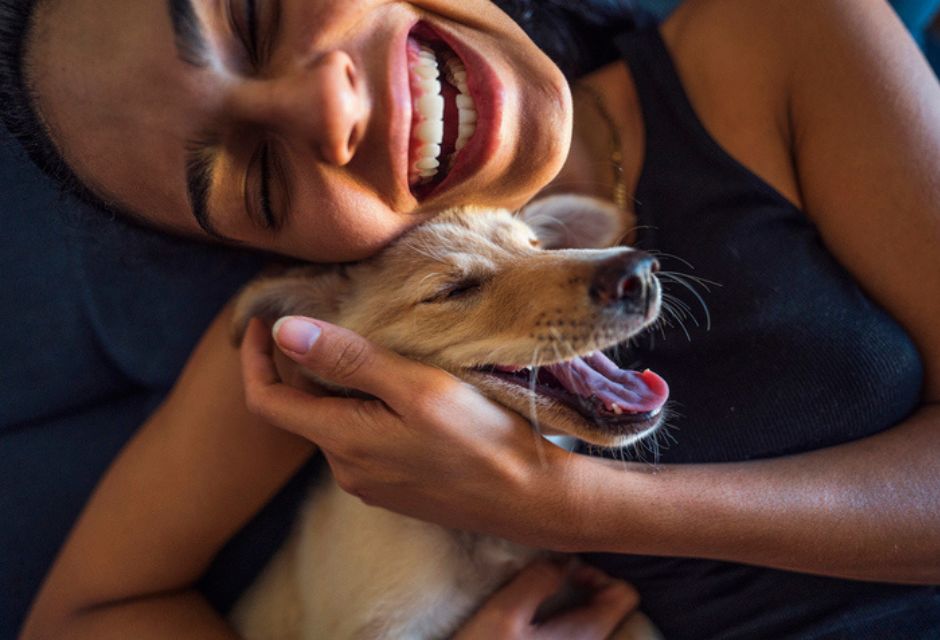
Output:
[{"xmin": 228, "ymin": 196, "xmax": 665, "ymax": 640}]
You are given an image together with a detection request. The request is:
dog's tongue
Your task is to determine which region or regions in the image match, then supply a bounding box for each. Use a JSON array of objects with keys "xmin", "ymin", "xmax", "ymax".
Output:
[{"xmin": 546, "ymin": 352, "xmax": 669, "ymax": 414}]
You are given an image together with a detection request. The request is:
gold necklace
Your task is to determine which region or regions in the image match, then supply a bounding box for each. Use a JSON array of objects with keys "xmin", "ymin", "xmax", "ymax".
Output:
[{"xmin": 577, "ymin": 84, "xmax": 629, "ymax": 213}]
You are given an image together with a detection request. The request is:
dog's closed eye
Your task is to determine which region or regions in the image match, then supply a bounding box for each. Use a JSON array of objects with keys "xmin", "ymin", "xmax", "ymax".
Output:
[{"xmin": 421, "ymin": 279, "xmax": 485, "ymax": 304}]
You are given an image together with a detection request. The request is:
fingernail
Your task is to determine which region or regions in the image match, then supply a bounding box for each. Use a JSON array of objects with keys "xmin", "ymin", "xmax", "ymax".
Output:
[{"xmin": 273, "ymin": 317, "xmax": 321, "ymax": 354}]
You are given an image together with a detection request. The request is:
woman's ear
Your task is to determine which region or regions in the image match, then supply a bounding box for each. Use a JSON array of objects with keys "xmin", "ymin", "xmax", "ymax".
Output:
[
  {"xmin": 230, "ymin": 266, "xmax": 350, "ymax": 345},
  {"xmin": 519, "ymin": 194, "xmax": 627, "ymax": 249}
]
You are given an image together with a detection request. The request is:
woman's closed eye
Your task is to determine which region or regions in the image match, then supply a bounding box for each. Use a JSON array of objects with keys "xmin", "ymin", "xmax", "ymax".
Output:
[
  {"xmin": 244, "ymin": 140, "xmax": 290, "ymax": 232},
  {"xmin": 227, "ymin": 0, "xmax": 288, "ymax": 232}
]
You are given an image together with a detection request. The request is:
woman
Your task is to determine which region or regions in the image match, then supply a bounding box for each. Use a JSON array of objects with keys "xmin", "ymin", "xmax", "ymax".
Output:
[{"xmin": 4, "ymin": 0, "xmax": 939, "ymax": 638}]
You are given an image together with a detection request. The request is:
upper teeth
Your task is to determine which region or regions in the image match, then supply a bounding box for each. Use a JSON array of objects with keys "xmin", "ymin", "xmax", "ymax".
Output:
[{"xmin": 410, "ymin": 45, "xmax": 477, "ymax": 185}]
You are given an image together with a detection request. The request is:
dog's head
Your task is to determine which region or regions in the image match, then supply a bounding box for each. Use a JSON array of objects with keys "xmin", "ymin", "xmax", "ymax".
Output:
[{"xmin": 233, "ymin": 195, "xmax": 669, "ymax": 448}]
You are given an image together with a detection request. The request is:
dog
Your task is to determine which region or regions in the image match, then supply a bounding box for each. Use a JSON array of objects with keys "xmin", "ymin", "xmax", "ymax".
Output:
[{"xmin": 228, "ymin": 195, "xmax": 668, "ymax": 640}]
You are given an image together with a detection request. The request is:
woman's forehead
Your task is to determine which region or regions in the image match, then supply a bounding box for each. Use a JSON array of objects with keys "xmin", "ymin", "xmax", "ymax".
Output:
[{"xmin": 29, "ymin": 0, "xmax": 229, "ymax": 235}]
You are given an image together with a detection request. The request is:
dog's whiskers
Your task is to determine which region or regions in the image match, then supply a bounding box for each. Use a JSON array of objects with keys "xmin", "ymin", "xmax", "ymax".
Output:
[
  {"xmin": 656, "ymin": 271, "xmax": 717, "ymax": 331},
  {"xmin": 614, "ymin": 224, "xmax": 657, "ymax": 246},
  {"xmin": 547, "ymin": 327, "xmax": 581, "ymax": 362},
  {"xmin": 657, "ymin": 296, "xmax": 693, "ymax": 341},
  {"xmin": 525, "ymin": 346, "xmax": 552, "ymax": 470},
  {"xmin": 526, "ymin": 346, "xmax": 542, "ymax": 433}
]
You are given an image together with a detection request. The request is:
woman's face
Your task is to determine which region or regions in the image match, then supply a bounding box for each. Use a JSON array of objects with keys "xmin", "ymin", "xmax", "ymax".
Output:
[{"xmin": 29, "ymin": 0, "xmax": 572, "ymax": 261}]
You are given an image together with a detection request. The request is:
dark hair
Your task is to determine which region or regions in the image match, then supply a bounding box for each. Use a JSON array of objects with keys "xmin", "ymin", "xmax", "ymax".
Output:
[
  {"xmin": 493, "ymin": 0, "xmax": 639, "ymax": 79},
  {"xmin": 1, "ymin": 0, "xmax": 638, "ymax": 214}
]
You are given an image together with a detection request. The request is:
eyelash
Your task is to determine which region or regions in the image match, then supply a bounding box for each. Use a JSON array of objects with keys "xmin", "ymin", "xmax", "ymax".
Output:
[
  {"xmin": 230, "ymin": 1, "xmax": 287, "ymax": 231},
  {"xmin": 229, "ymin": 0, "xmax": 260, "ymax": 67},
  {"xmin": 258, "ymin": 144, "xmax": 275, "ymax": 229}
]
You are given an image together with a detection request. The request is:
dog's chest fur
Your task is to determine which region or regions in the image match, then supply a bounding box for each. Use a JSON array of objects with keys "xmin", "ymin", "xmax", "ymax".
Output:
[{"xmin": 230, "ymin": 478, "xmax": 537, "ymax": 640}]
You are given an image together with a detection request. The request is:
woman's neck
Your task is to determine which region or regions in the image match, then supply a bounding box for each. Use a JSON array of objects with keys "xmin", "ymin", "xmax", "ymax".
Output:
[{"xmin": 544, "ymin": 61, "xmax": 645, "ymax": 243}]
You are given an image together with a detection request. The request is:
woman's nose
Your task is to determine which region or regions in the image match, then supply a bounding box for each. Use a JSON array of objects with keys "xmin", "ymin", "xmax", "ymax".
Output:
[{"xmin": 234, "ymin": 51, "xmax": 368, "ymax": 166}]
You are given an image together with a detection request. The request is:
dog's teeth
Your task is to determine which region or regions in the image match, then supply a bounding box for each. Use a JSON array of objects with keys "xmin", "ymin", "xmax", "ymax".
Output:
[{"xmin": 611, "ymin": 403, "xmax": 623, "ymax": 415}]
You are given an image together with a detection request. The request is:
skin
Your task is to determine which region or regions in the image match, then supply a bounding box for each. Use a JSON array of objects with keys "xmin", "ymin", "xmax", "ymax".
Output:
[{"xmin": 20, "ymin": 0, "xmax": 940, "ymax": 637}]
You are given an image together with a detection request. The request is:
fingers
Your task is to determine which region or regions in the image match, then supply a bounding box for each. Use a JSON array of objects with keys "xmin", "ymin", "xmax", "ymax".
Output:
[
  {"xmin": 271, "ymin": 316, "xmax": 456, "ymax": 415},
  {"xmin": 450, "ymin": 560, "xmax": 570, "ymax": 640},
  {"xmin": 485, "ymin": 561, "xmax": 570, "ymax": 624},
  {"xmin": 240, "ymin": 318, "xmax": 383, "ymax": 449},
  {"xmin": 456, "ymin": 561, "xmax": 641, "ymax": 640},
  {"xmin": 538, "ymin": 565, "xmax": 640, "ymax": 639}
]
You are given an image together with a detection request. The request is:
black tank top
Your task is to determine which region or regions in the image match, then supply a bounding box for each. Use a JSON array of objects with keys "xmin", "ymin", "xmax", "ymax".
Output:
[{"xmin": 582, "ymin": 27, "xmax": 938, "ymax": 639}]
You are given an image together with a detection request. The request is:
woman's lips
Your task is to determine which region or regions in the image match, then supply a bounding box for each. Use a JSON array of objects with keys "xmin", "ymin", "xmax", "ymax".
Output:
[{"xmin": 388, "ymin": 21, "xmax": 415, "ymax": 204}]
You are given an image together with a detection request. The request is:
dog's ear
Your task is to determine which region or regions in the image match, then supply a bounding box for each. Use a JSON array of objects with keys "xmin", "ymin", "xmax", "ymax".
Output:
[
  {"xmin": 230, "ymin": 266, "xmax": 350, "ymax": 345},
  {"xmin": 519, "ymin": 194, "xmax": 626, "ymax": 249}
]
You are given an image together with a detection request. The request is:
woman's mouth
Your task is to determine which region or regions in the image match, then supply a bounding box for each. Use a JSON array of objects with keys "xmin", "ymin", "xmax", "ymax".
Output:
[{"xmin": 406, "ymin": 26, "xmax": 478, "ymax": 198}]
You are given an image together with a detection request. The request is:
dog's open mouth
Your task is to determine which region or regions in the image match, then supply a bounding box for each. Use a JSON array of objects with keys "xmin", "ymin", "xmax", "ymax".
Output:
[{"xmin": 475, "ymin": 351, "xmax": 669, "ymax": 434}]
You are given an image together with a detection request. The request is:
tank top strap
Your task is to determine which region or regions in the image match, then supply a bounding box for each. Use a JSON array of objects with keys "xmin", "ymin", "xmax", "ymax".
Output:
[
  {"xmin": 611, "ymin": 27, "xmax": 802, "ymax": 235},
  {"xmin": 612, "ymin": 28, "xmax": 720, "ymax": 175}
]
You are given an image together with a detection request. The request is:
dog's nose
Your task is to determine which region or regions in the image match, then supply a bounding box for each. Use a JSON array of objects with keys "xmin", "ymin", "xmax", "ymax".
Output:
[{"xmin": 589, "ymin": 250, "xmax": 659, "ymax": 308}]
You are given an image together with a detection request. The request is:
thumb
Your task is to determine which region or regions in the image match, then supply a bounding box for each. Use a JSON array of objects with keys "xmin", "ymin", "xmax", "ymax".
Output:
[
  {"xmin": 537, "ymin": 566, "xmax": 640, "ymax": 639},
  {"xmin": 271, "ymin": 316, "xmax": 445, "ymax": 411}
]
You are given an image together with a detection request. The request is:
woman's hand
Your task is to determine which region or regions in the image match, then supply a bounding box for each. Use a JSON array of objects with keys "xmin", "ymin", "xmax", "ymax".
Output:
[
  {"xmin": 240, "ymin": 316, "xmax": 579, "ymax": 547},
  {"xmin": 454, "ymin": 561, "xmax": 641, "ymax": 640}
]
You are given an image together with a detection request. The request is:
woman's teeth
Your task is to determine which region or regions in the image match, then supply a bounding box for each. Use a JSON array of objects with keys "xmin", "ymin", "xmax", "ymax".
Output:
[
  {"xmin": 411, "ymin": 47, "xmax": 444, "ymax": 180},
  {"xmin": 444, "ymin": 57, "xmax": 476, "ymax": 151},
  {"xmin": 409, "ymin": 42, "xmax": 478, "ymax": 187}
]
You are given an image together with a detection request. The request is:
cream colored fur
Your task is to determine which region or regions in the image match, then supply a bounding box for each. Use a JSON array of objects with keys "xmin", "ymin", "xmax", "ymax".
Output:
[{"xmin": 229, "ymin": 196, "xmax": 664, "ymax": 640}]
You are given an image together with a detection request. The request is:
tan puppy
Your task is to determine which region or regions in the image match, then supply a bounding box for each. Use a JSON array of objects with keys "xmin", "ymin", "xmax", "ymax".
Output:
[{"xmin": 230, "ymin": 196, "xmax": 667, "ymax": 639}]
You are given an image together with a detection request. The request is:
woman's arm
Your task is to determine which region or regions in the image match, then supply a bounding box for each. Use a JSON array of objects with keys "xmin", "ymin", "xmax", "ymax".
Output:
[
  {"xmin": 571, "ymin": 0, "xmax": 940, "ymax": 582},
  {"xmin": 20, "ymin": 304, "xmax": 317, "ymax": 639},
  {"xmin": 242, "ymin": 0, "xmax": 940, "ymax": 585},
  {"xmin": 565, "ymin": 403, "xmax": 940, "ymax": 583}
]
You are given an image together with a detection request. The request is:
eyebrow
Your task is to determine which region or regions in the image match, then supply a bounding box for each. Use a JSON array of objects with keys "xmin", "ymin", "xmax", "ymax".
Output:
[
  {"xmin": 185, "ymin": 141, "xmax": 225, "ymax": 238},
  {"xmin": 167, "ymin": 0, "xmax": 210, "ymax": 68},
  {"xmin": 168, "ymin": 0, "xmax": 229, "ymax": 239}
]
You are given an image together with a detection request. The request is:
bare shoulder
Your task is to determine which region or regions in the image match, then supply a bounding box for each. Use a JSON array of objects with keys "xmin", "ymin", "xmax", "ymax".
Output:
[
  {"xmin": 666, "ymin": 0, "xmax": 940, "ymax": 400},
  {"xmin": 663, "ymin": 0, "xmax": 904, "ymax": 49},
  {"xmin": 657, "ymin": 0, "xmax": 804, "ymax": 206}
]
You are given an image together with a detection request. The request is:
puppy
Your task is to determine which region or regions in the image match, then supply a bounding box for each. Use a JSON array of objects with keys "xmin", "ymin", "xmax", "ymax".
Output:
[{"xmin": 229, "ymin": 196, "xmax": 668, "ymax": 640}]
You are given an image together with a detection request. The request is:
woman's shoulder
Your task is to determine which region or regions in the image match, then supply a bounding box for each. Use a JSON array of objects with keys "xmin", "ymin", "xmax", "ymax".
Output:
[
  {"xmin": 661, "ymin": 0, "xmax": 940, "ymax": 404},
  {"xmin": 661, "ymin": 0, "xmax": 896, "ymax": 81},
  {"xmin": 655, "ymin": 0, "xmax": 811, "ymax": 208},
  {"xmin": 652, "ymin": 0, "xmax": 903, "ymax": 209}
]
